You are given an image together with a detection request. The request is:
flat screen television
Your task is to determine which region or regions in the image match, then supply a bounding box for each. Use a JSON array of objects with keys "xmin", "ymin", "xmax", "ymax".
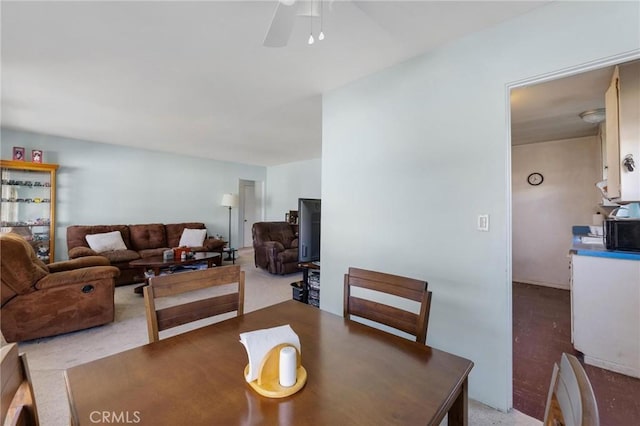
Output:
[{"xmin": 298, "ymin": 198, "xmax": 321, "ymax": 263}]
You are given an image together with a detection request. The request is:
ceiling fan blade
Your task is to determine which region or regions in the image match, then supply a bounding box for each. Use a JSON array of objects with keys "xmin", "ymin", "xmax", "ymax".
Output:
[{"xmin": 264, "ymin": 1, "xmax": 300, "ymax": 48}]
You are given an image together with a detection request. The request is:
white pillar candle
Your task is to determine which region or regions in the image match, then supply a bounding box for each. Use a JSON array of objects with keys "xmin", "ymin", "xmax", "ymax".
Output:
[{"xmin": 279, "ymin": 346, "xmax": 297, "ymax": 387}]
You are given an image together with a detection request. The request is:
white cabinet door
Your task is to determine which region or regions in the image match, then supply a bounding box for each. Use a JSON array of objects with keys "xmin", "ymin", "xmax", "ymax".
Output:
[
  {"xmin": 572, "ymin": 254, "xmax": 640, "ymax": 378},
  {"xmin": 605, "ymin": 62, "xmax": 640, "ymax": 202},
  {"xmin": 605, "ymin": 67, "xmax": 621, "ymax": 199}
]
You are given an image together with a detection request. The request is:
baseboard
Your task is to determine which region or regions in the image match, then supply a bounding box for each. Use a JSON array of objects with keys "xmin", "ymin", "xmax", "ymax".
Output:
[
  {"xmin": 583, "ymin": 355, "xmax": 640, "ymax": 378},
  {"xmin": 512, "ymin": 279, "xmax": 569, "ymax": 290}
]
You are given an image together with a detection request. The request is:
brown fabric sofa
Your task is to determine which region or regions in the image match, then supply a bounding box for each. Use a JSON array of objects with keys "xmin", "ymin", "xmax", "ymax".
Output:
[
  {"xmin": 252, "ymin": 222, "xmax": 299, "ymax": 275},
  {"xmin": 66, "ymin": 222, "xmax": 225, "ymax": 286},
  {"xmin": 1, "ymin": 232, "xmax": 120, "ymax": 342}
]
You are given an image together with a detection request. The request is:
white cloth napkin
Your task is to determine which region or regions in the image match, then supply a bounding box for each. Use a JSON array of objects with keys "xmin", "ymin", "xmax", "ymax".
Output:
[{"xmin": 239, "ymin": 324, "xmax": 300, "ymax": 383}]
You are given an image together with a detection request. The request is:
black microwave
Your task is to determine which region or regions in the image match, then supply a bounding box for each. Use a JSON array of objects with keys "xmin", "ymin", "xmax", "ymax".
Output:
[{"xmin": 604, "ymin": 219, "xmax": 640, "ymax": 252}]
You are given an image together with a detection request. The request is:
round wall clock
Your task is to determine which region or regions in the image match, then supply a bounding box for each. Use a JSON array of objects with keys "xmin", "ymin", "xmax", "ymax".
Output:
[{"xmin": 527, "ymin": 172, "xmax": 543, "ymax": 186}]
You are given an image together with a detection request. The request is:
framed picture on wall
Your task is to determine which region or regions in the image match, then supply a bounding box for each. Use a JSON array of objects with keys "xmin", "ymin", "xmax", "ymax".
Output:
[
  {"xmin": 32, "ymin": 149, "xmax": 43, "ymax": 163},
  {"xmin": 288, "ymin": 210, "xmax": 298, "ymax": 224},
  {"xmin": 12, "ymin": 147, "xmax": 25, "ymax": 161}
]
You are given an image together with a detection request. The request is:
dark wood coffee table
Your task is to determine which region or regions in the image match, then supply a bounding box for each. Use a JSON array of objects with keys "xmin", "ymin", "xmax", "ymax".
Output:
[{"xmin": 129, "ymin": 251, "xmax": 221, "ymax": 294}]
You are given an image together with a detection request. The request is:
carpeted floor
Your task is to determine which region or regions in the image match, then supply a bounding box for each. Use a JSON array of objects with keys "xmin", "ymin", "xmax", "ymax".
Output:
[{"xmin": 6, "ymin": 249, "xmax": 540, "ymax": 425}]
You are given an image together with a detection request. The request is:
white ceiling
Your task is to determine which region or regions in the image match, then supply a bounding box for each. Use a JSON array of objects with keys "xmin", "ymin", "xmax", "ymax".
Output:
[
  {"xmin": 510, "ymin": 65, "xmax": 616, "ymax": 146},
  {"xmin": 1, "ymin": 1, "xmax": 550, "ymax": 166}
]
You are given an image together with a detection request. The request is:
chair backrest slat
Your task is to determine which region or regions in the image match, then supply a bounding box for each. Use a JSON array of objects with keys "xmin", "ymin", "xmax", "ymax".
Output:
[
  {"xmin": 543, "ymin": 353, "xmax": 599, "ymax": 426},
  {"xmin": 347, "ymin": 267, "xmax": 426, "ymax": 301},
  {"xmin": 149, "ymin": 266, "xmax": 243, "ymax": 298},
  {"xmin": 144, "ymin": 265, "xmax": 244, "ymax": 343},
  {"xmin": 344, "ymin": 267, "xmax": 432, "ymax": 344},
  {"xmin": 156, "ymin": 293, "xmax": 240, "ymax": 331},
  {"xmin": 1, "ymin": 343, "xmax": 39, "ymax": 426},
  {"xmin": 348, "ymin": 296, "xmax": 423, "ymax": 336}
]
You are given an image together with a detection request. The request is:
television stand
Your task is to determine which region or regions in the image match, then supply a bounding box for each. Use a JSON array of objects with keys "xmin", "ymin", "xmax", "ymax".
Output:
[{"xmin": 297, "ymin": 262, "xmax": 320, "ymax": 308}]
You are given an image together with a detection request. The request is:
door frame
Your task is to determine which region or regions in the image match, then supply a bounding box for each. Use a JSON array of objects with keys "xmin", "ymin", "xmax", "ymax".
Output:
[
  {"xmin": 506, "ymin": 50, "xmax": 640, "ymax": 410},
  {"xmin": 238, "ymin": 179, "xmax": 265, "ymax": 248}
]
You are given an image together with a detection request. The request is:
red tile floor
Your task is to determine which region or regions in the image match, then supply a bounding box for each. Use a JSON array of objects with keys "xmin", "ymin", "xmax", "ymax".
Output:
[{"xmin": 513, "ymin": 282, "xmax": 640, "ymax": 425}]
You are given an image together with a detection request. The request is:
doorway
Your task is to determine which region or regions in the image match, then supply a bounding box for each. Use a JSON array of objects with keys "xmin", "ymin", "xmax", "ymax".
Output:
[
  {"xmin": 508, "ymin": 54, "xmax": 640, "ymax": 421},
  {"xmin": 510, "ymin": 66, "xmax": 613, "ymax": 290},
  {"xmin": 238, "ymin": 179, "xmax": 264, "ymax": 248}
]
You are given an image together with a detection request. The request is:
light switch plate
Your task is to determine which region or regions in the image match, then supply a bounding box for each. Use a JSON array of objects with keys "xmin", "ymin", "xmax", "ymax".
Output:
[{"xmin": 477, "ymin": 214, "xmax": 489, "ymax": 231}]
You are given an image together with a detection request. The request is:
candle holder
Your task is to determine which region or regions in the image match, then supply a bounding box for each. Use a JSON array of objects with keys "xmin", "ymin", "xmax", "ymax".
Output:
[{"xmin": 244, "ymin": 343, "xmax": 307, "ymax": 398}]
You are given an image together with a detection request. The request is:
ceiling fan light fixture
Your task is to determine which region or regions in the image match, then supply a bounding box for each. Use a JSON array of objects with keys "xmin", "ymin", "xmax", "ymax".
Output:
[
  {"xmin": 579, "ymin": 108, "xmax": 606, "ymax": 124},
  {"xmin": 318, "ymin": 0, "xmax": 324, "ymax": 41},
  {"xmin": 308, "ymin": 0, "xmax": 314, "ymax": 45}
]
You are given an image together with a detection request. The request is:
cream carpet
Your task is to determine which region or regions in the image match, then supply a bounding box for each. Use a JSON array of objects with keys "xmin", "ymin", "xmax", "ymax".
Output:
[{"xmin": 6, "ymin": 249, "xmax": 541, "ymax": 425}]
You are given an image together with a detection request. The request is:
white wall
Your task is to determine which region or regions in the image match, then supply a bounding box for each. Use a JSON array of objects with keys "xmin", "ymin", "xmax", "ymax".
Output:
[
  {"xmin": 513, "ymin": 136, "xmax": 601, "ymax": 289},
  {"xmin": 322, "ymin": 1, "xmax": 639, "ymax": 412},
  {"xmin": 1, "ymin": 128, "xmax": 266, "ymax": 260},
  {"xmin": 265, "ymin": 158, "xmax": 321, "ymax": 220}
]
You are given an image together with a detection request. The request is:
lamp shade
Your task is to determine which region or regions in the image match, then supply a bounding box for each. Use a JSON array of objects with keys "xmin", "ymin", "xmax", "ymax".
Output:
[{"xmin": 221, "ymin": 193, "xmax": 238, "ymax": 208}]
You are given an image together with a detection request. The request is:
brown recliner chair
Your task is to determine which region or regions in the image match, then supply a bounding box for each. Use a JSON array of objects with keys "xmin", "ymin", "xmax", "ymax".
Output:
[
  {"xmin": 1, "ymin": 233, "xmax": 120, "ymax": 342},
  {"xmin": 252, "ymin": 222, "xmax": 299, "ymax": 275}
]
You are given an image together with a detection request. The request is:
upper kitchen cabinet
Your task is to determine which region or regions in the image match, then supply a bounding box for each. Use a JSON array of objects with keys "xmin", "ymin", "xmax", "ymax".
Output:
[{"xmin": 605, "ymin": 61, "xmax": 640, "ymax": 202}]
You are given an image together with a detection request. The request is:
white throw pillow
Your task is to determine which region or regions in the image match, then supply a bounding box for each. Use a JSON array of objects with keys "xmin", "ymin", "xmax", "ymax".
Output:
[
  {"xmin": 179, "ymin": 228, "xmax": 207, "ymax": 247},
  {"xmin": 85, "ymin": 231, "xmax": 127, "ymax": 253}
]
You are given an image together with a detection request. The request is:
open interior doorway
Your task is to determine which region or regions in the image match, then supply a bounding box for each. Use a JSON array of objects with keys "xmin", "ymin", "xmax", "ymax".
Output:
[
  {"xmin": 509, "ymin": 56, "xmax": 640, "ymax": 423},
  {"xmin": 238, "ymin": 179, "xmax": 264, "ymax": 248}
]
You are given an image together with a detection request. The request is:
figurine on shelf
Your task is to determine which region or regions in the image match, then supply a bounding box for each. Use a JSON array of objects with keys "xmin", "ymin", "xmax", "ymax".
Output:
[
  {"xmin": 32, "ymin": 150, "xmax": 43, "ymax": 164},
  {"xmin": 12, "ymin": 147, "xmax": 25, "ymax": 161}
]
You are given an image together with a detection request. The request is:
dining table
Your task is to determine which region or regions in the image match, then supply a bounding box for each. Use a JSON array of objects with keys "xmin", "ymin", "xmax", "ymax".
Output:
[{"xmin": 65, "ymin": 300, "xmax": 474, "ymax": 425}]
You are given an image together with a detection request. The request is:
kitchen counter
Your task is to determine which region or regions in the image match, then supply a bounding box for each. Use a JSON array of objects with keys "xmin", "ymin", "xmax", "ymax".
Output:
[
  {"xmin": 570, "ymin": 226, "xmax": 640, "ymax": 261},
  {"xmin": 569, "ymin": 226, "xmax": 640, "ymax": 378}
]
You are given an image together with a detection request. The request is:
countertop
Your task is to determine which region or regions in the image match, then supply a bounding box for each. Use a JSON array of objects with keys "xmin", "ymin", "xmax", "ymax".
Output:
[{"xmin": 571, "ymin": 226, "xmax": 640, "ymax": 261}]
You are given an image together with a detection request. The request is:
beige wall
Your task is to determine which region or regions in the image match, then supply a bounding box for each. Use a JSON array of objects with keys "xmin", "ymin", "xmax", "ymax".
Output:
[{"xmin": 512, "ymin": 136, "xmax": 602, "ymax": 288}]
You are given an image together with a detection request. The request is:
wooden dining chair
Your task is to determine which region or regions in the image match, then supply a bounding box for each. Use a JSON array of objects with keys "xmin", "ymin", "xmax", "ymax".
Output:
[
  {"xmin": 1, "ymin": 343, "xmax": 40, "ymax": 426},
  {"xmin": 343, "ymin": 267, "xmax": 432, "ymax": 344},
  {"xmin": 543, "ymin": 353, "xmax": 599, "ymax": 426},
  {"xmin": 144, "ymin": 265, "xmax": 245, "ymax": 343}
]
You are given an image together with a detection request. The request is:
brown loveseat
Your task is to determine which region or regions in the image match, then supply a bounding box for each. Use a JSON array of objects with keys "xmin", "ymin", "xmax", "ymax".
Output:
[
  {"xmin": 252, "ymin": 222, "xmax": 299, "ymax": 275},
  {"xmin": 1, "ymin": 233, "xmax": 120, "ymax": 342},
  {"xmin": 66, "ymin": 222, "xmax": 225, "ymax": 286}
]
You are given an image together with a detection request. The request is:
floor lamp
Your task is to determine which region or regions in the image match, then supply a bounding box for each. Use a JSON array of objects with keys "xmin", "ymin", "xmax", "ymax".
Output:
[{"xmin": 221, "ymin": 193, "xmax": 238, "ymax": 248}]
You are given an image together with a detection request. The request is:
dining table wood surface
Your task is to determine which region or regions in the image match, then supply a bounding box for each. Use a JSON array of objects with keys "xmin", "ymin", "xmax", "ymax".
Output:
[{"xmin": 65, "ymin": 300, "xmax": 473, "ymax": 425}]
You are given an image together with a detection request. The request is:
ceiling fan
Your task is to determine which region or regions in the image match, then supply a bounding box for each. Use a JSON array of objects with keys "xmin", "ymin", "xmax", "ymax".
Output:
[
  {"xmin": 263, "ymin": 0, "xmax": 318, "ymax": 48},
  {"xmin": 263, "ymin": 0, "xmax": 387, "ymax": 48}
]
